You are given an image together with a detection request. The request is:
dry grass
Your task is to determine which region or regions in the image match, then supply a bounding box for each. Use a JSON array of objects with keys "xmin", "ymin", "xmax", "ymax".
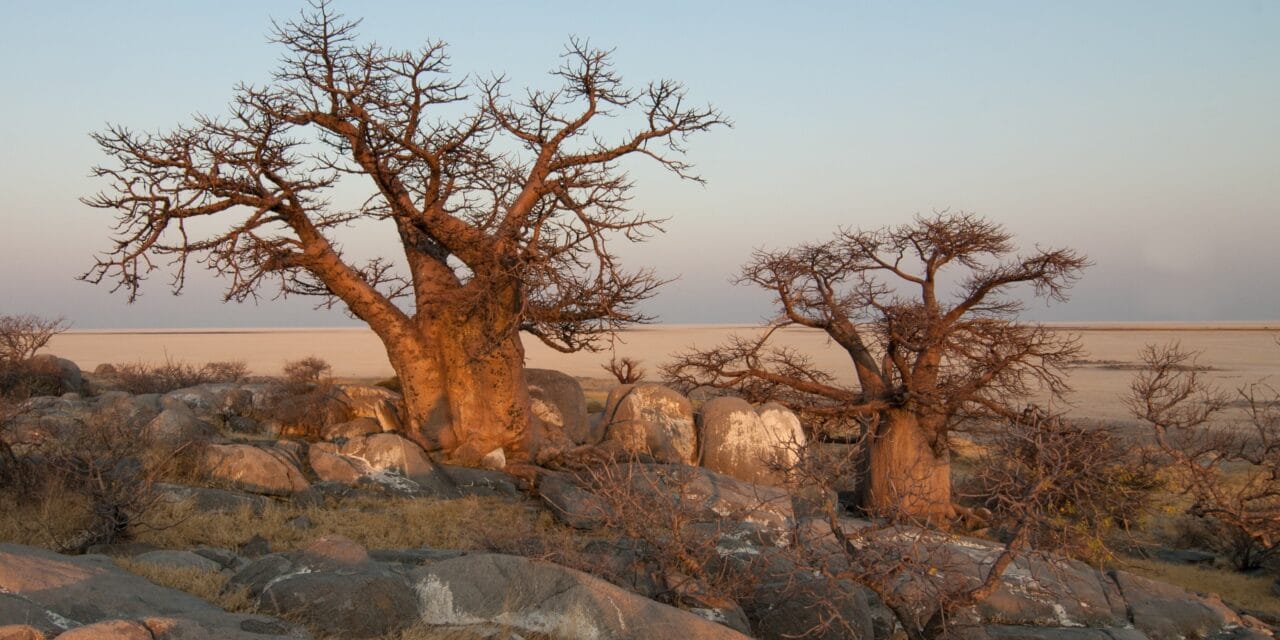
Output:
[
  {"xmin": 1123, "ymin": 556, "xmax": 1280, "ymax": 616},
  {"xmin": 114, "ymin": 558, "xmax": 254, "ymax": 612},
  {"xmin": 133, "ymin": 494, "xmax": 577, "ymax": 558},
  {"xmin": 0, "ymin": 485, "xmax": 96, "ymax": 548}
]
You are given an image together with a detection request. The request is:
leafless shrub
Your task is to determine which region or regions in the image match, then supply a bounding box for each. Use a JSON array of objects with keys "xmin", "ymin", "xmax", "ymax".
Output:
[
  {"xmin": 262, "ymin": 356, "xmax": 347, "ymax": 439},
  {"xmin": 968, "ymin": 409, "xmax": 1160, "ymax": 564},
  {"xmin": 4, "ymin": 410, "xmax": 192, "ymax": 554},
  {"xmin": 0, "ymin": 314, "xmax": 68, "ymax": 365},
  {"xmin": 111, "ymin": 357, "xmax": 249, "ymax": 394},
  {"xmin": 571, "ymin": 461, "xmax": 762, "ymax": 612},
  {"xmin": 602, "ymin": 355, "xmax": 646, "ymax": 385},
  {"xmin": 1130, "ymin": 342, "xmax": 1280, "ymax": 571}
]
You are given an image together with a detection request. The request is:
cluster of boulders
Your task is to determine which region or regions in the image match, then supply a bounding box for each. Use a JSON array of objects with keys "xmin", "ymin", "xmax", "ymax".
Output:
[{"xmin": 1, "ymin": 357, "xmax": 1275, "ymax": 639}]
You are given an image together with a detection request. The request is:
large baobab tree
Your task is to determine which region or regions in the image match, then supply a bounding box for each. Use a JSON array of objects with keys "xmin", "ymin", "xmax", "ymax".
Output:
[
  {"xmin": 665, "ymin": 212, "xmax": 1088, "ymax": 520},
  {"xmin": 82, "ymin": 2, "xmax": 725, "ymax": 464}
]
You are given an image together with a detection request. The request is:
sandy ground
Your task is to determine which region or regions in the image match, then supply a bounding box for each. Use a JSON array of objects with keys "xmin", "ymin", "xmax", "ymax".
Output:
[{"xmin": 48, "ymin": 323, "xmax": 1280, "ymax": 424}]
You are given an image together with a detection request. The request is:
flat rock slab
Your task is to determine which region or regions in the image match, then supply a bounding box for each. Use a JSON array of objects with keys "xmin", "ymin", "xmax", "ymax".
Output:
[
  {"xmin": 0, "ymin": 543, "xmax": 307, "ymax": 639},
  {"xmin": 410, "ymin": 553, "xmax": 752, "ymax": 639}
]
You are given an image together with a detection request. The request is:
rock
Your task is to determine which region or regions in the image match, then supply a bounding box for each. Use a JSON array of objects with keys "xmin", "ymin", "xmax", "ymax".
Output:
[
  {"xmin": 480, "ymin": 447, "xmax": 506, "ymax": 470},
  {"xmin": 191, "ymin": 547, "xmax": 244, "ymax": 572},
  {"xmin": 56, "ymin": 619, "xmax": 152, "ymax": 639},
  {"xmin": 26, "ymin": 355, "xmax": 84, "ymax": 395},
  {"xmin": 698, "ymin": 397, "xmax": 804, "ymax": 485},
  {"xmin": 201, "ymin": 444, "xmax": 310, "ymax": 496},
  {"xmin": 411, "ymin": 553, "xmax": 751, "ymax": 639},
  {"xmin": 1109, "ymin": 569, "xmax": 1247, "ymax": 640},
  {"xmin": 144, "ymin": 404, "xmax": 214, "ymax": 446},
  {"xmin": 82, "ymin": 542, "xmax": 160, "ymax": 558},
  {"xmin": 440, "ymin": 465, "xmax": 522, "ymax": 498},
  {"xmin": 526, "ymin": 369, "xmax": 590, "ymax": 445},
  {"xmin": 308, "ymin": 433, "xmax": 455, "ymax": 496},
  {"xmin": 227, "ymin": 554, "xmax": 293, "ymax": 596},
  {"xmin": 320, "ymin": 416, "xmax": 383, "ymax": 441},
  {"xmin": 0, "ymin": 543, "xmax": 305, "ymax": 639},
  {"xmin": 259, "ymin": 568, "xmax": 418, "ymax": 639},
  {"xmin": 297, "ymin": 535, "xmax": 369, "ymax": 570},
  {"xmin": 335, "ymin": 384, "xmax": 402, "ymax": 421},
  {"xmin": 538, "ymin": 472, "xmax": 607, "ymax": 529},
  {"xmin": 308, "ymin": 446, "xmax": 364, "ymax": 484},
  {"xmin": 1151, "ymin": 547, "xmax": 1216, "ymax": 565},
  {"xmin": 132, "ymin": 550, "xmax": 224, "ymax": 574},
  {"xmin": 0, "ymin": 626, "xmax": 45, "ymax": 640},
  {"xmin": 369, "ymin": 548, "xmax": 466, "ymax": 565},
  {"xmin": 240, "ymin": 535, "xmax": 272, "ymax": 558},
  {"xmin": 756, "ymin": 402, "xmax": 806, "ymax": 465},
  {"xmin": 154, "ymin": 482, "xmax": 268, "ymax": 514},
  {"xmin": 0, "ymin": 592, "xmax": 64, "ymax": 637},
  {"xmin": 963, "ymin": 626, "xmax": 1147, "ymax": 639},
  {"xmin": 565, "ymin": 464, "xmax": 795, "ymax": 545},
  {"xmin": 599, "ymin": 383, "xmax": 698, "ymax": 464},
  {"xmin": 92, "ymin": 392, "xmax": 162, "ymax": 429}
]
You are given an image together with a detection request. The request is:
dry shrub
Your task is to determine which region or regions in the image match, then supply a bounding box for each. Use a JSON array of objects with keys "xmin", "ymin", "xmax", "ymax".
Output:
[
  {"xmin": 111, "ymin": 357, "xmax": 249, "ymax": 394},
  {"xmin": 969, "ymin": 410, "xmax": 1160, "ymax": 564},
  {"xmin": 569, "ymin": 460, "xmax": 762, "ymax": 612},
  {"xmin": 263, "ymin": 356, "xmax": 347, "ymax": 439},
  {"xmin": 0, "ymin": 410, "xmax": 192, "ymax": 553},
  {"xmin": 1131, "ymin": 343, "xmax": 1280, "ymax": 571},
  {"xmin": 0, "ymin": 314, "xmax": 68, "ymax": 364},
  {"xmin": 282, "ymin": 356, "xmax": 332, "ymax": 392},
  {"xmin": 0, "ymin": 358, "xmax": 70, "ymax": 399}
]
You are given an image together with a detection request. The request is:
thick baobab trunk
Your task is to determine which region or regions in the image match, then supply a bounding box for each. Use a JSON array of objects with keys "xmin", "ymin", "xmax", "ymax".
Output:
[
  {"xmin": 860, "ymin": 410, "xmax": 954, "ymax": 521},
  {"xmin": 384, "ymin": 311, "xmax": 532, "ymax": 466}
]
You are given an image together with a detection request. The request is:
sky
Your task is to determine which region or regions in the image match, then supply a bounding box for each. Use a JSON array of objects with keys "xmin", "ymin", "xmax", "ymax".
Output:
[{"xmin": 1, "ymin": 0, "xmax": 1277, "ymax": 328}]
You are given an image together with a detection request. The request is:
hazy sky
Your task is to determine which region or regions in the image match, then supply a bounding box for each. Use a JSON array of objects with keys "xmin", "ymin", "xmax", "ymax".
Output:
[{"xmin": 1, "ymin": 1, "xmax": 1277, "ymax": 328}]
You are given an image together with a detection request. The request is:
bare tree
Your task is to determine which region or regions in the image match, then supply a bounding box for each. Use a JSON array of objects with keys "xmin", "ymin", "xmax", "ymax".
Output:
[
  {"xmin": 0, "ymin": 314, "xmax": 68, "ymax": 365},
  {"xmin": 602, "ymin": 353, "xmax": 646, "ymax": 384},
  {"xmin": 1129, "ymin": 343, "xmax": 1280, "ymax": 570},
  {"xmin": 665, "ymin": 212, "xmax": 1087, "ymax": 520},
  {"xmin": 82, "ymin": 1, "xmax": 725, "ymax": 465}
]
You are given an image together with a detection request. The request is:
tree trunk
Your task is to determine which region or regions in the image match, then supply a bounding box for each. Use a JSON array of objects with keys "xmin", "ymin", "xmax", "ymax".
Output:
[
  {"xmin": 860, "ymin": 409, "xmax": 953, "ymax": 522},
  {"xmin": 383, "ymin": 307, "xmax": 532, "ymax": 466}
]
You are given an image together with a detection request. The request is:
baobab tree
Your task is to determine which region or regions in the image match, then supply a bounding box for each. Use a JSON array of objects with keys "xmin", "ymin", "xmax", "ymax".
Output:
[
  {"xmin": 82, "ymin": 2, "xmax": 725, "ymax": 464},
  {"xmin": 665, "ymin": 212, "xmax": 1088, "ymax": 520}
]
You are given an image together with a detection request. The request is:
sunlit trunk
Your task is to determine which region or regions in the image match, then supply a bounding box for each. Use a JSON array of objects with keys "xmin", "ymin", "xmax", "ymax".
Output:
[
  {"xmin": 383, "ymin": 298, "xmax": 532, "ymax": 465},
  {"xmin": 860, "ymin": 409, "xmax": 954, "ymax": 522}
]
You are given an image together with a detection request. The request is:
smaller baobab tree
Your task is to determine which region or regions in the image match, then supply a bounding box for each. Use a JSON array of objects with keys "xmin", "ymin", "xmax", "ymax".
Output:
[{"xmin": 665, "ymin": 212, "xmax": 1088, "ymax": 521}]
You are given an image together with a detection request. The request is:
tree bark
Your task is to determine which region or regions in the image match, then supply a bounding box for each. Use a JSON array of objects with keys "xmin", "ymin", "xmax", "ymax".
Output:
[
  {"xmin": 861, "ymin": 409, "xmax": 954, "ymax": 521},
  {"xmin": 382, "ymin": 304, "xmax": 532, "ymax": 465}
]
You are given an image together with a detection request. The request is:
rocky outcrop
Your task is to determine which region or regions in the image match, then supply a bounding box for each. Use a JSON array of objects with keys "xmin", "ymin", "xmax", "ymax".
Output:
[
  {"xmin": 544, "ymin": 463, "xmax": 795, "ymax": 546},
  {"xmin": 201, "ymin": 443, "xmax": 310, "ymax": 496},
  {"xmin": 791, "ymin": 518, "xmax": 1271, "ymax": 640},
  {"xmin": 600, "ymin": 383, "xmax": 698, "ymax": 464},
  {"xmin": 0, "ymin": 543, "xmax": 305, "ymax": 639}
]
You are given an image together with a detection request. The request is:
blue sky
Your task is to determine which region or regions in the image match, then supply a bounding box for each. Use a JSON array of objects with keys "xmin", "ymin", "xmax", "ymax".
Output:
[{"xmin": 1, "ymin": 1, "xmax": 1277, "ymax": 327}]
